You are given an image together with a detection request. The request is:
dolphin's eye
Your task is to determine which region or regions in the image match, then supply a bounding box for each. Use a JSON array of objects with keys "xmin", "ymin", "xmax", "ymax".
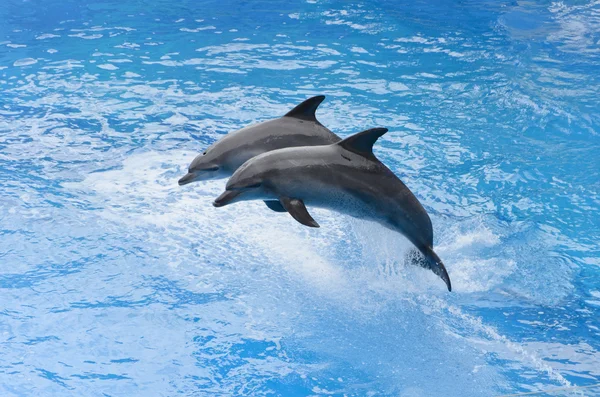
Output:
[{"xmin": 203, "ymin": 151, "xmax": 207, "ymax": 155}]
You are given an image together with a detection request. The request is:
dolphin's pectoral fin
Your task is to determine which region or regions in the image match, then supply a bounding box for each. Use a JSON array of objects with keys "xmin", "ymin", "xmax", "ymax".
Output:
[
  {"xmin": 279, "ymin": 197, "xmax": 320, "ymax": 228},
  {"xmin": 409, "ymin": 247, "xmax": 452, "ymax": 292},
  {"xmin": 264, "ymin": 200, "xmax": 287, "ymax": 213},
  {"xmin": 283, "ymin": 95, "xmax": 325, "ymax": 122}
]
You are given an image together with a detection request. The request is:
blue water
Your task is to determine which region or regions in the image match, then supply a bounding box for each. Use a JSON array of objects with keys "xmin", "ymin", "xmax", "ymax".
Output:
[{"xmin": 1, "ymin": 0, "xmax": 599, "ymax": 395}]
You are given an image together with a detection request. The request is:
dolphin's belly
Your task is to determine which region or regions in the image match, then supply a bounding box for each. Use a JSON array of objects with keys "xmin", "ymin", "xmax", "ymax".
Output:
[
  {"xmin": 277, "ymin": 176, "xmax": 429, "ymax": 248},
  {"xmin": 304, "ymin": 190, "xmax": 426, "ymax": 248},
  {"xmin": 296, "ymin": 186, "xmax": 376, "ymax": 221}
]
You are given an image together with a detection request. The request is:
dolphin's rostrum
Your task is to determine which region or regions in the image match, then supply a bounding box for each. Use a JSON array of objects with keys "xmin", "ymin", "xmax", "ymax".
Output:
[
  {"xmin": 178, "ymin": 95, "xmax": 340, "ymax": 186},
  {"xmin": 213, "ymin": 128, "xmax": 452, "ymax": 291}
]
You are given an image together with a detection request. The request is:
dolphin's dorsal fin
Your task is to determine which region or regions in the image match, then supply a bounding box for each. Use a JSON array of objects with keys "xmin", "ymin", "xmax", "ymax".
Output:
[
  {"xmin": 283, "ymin": 95, "xmax": 325, "ymax": 121},
  {"xmin": 337, "ymin": 128, "xmax": 388, "ymax": 156}
]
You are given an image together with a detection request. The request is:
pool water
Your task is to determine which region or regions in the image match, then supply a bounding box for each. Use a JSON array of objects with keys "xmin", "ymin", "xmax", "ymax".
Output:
[{"xmin": 1, "ymin": 0, "xmax": 599, "ymax": 395}]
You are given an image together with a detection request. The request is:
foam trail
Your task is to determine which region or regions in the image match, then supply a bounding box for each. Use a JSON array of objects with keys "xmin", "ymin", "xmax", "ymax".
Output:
[
  {"xmin": 347, "ymin": 211, "xmax": 577, "ymax": 391},
  {"xmin": 422, "ymin": 296, "xmax": 575, "ymax": 390}
]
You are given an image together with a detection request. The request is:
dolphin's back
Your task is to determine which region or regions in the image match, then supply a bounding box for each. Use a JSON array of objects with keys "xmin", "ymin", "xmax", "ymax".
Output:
[
  {"xmin": 183, "ymin": 95, "xmax": 340, "ymax": 185},
  {"xmin": 209, "ymin": 117, "xmax": 340, "ymax": 173}
]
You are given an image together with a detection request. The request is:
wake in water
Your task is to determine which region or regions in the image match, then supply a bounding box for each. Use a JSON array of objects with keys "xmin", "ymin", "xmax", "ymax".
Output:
[{"xmin": 68, "ymin": 151, "xmax": 595, "ymax": 395}]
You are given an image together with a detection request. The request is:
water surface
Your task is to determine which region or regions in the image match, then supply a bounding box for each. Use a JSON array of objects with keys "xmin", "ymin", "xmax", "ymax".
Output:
[{"xmin": 1, "ymin": 0, "xmax": 599, "ymax": 395}]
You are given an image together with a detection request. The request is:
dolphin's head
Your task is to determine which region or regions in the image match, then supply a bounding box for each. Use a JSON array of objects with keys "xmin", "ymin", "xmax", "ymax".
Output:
[
  {"xmin": 213, "ymin": 159, "xmax": 267, "ymax": 207},
  {"xmin": 178, "ymin": 149, "xmax": 228, "ymax": 186}
]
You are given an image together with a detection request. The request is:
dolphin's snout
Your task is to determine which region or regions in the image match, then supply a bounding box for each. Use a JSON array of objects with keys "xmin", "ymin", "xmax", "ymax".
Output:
[
  {"xmin": 213, "ymin": 190, "xmax": 242, "ymax": 207},
  {"xmin": 178, "ymin": 172, "xmax": 196, "ymax": 186}
]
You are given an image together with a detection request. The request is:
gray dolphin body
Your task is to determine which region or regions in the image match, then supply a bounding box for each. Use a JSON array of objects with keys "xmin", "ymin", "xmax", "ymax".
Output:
[
  {"xmin": 213, "ymin": 128, "xmax": 451, "ymax": 291},
  {"xmin": 178, "ymin": 95, "xmax": 340, "ymax": 185}
]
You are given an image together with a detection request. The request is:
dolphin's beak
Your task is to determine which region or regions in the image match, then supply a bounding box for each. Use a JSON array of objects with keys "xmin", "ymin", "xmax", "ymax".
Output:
[
  {"xmin": 213, "ymin": 190, "xmax": 242, "ymax": 207},
  {"xmin": 178, "ymin": 172, "xmax": 196, "ymax": 186}
]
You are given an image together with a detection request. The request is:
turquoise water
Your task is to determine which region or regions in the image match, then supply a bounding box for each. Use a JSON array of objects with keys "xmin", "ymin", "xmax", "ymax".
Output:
[{"xmin": 1, "ymin": 0, "xmax": 599, "ymax": 395}]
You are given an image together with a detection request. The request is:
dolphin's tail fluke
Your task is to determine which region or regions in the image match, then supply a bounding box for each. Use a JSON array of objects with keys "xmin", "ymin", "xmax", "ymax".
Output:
[{"xmin": 410, "ymin": 246, "xmax": 452, "ymax": 292}]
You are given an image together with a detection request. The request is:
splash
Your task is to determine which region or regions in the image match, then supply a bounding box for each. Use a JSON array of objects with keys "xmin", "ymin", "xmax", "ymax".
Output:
[{"xmin": 68, "ymin": 150, "xmax": 591, "ymax": 395}]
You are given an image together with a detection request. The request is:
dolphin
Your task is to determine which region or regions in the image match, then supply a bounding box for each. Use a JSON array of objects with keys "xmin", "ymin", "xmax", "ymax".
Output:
[
  {"xmin": 212, "ymin": 128, "xmax": 452, "ymax": 291},
  {"xmin": 178, "ymin": 95, "xmax": 340, "ymax": 186}
]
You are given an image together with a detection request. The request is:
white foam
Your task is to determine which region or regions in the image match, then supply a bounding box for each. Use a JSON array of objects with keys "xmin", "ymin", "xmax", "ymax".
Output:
[
  {"xmin": 69, "ymin": 151, "xmax": 350, "ymax": 297},
  {"xmin": 69, "ymin": 33, "xmax": 103, "ymax": 39},
  {"xmin": 13, "ymin": 58, "xmax": 37, "ymax": 67},
  {"xmin": 97, "ymin": 63, "xmax": 118, "ymax": 70},
  {"xmin": 36, "ymin": 33, "xmax": 60, "ymax": 40},
  {"xmin": 350, "ymin": 46, "xmax": 369, "ymax": 54},
  {"xmin": 164, "ymin": 114, "xmax": 188, "ymax": 125},
  {"xmin": 180, "ymin": 26, "xmax": 216, "ymax": 32},
  {"xmin": 389, "ymin": 82, "xmax": 410, "ymax": 91},
  {"xmin": 395, "ymin": 36, "xmax": 431, "ymax": 44}
]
